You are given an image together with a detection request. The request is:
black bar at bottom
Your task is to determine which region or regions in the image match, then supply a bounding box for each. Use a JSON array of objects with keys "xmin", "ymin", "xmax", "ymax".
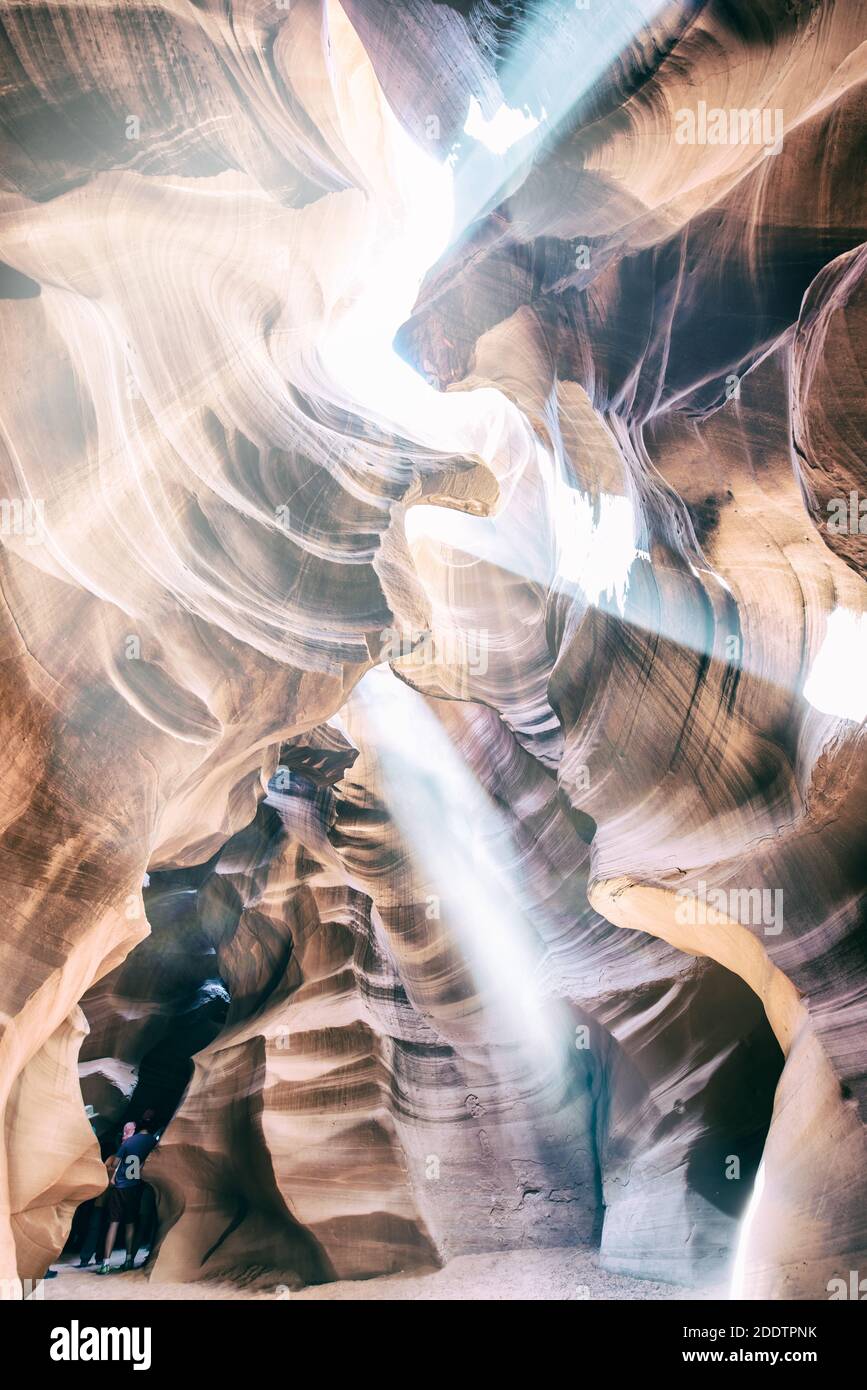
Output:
[{"xmin": 1, "ymin": 1294, "xmax": 858, "ymax": 1376}]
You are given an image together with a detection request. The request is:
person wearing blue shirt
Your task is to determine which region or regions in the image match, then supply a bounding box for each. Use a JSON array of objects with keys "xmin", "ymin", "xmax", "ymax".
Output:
[{"xmin": 98, "ymin": 1113, "xmax": 159, "ymax": 1274}]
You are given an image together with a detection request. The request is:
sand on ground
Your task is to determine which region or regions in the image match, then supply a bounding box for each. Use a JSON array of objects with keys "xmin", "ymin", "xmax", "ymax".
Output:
[{"xmin": 40, "ymin": 1246, "xmax": 721, "ymax": 1301}]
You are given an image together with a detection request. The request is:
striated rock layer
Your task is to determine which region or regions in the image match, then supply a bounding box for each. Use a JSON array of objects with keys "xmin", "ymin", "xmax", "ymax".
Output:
[{"xmin": 0, "ymin": 0, "xmax": 864, "ymax": 1299}]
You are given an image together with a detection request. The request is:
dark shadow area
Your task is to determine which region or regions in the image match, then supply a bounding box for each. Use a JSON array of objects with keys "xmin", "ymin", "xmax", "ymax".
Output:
[{"xmin": 66, "ymin": 862, "xmax": 231, "ymax": 1266}]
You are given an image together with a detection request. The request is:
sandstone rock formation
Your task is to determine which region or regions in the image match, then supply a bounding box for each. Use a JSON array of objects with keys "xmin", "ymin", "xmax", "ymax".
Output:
[{"xmin": 0, "ymin": 0, "xmax": 864, "ymax": 1300}]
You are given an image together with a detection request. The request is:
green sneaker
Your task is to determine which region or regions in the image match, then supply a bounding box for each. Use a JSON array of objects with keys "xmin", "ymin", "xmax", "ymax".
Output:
[{"xmin": 96, "ymin": 1261, "xmax": 111, "ymax": 1275}]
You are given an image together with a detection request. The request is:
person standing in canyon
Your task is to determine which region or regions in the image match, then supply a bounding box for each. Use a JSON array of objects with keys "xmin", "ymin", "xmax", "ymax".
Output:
[
  {"xmin": 98, "ymin": 1113, "xmax": 159, "ymax": 1274},
  {"xmin": 76, "ymin": 1147, "xmax": 121, "ymax": 1269}
]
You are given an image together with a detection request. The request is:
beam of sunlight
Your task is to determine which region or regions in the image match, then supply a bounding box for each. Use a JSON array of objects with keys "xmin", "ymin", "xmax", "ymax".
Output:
[
  {"xmin": 350, "ymin": 667, "xmax": 564, "ymax": 1076},
  {"xmin": 406, "ymin": 434, "xmax": 638, "ymax": 614},
  {"xmin": 730, "ymin": 1159, "xmax": 766, "ymax": 1299},
  {"xmin": 803, "ymin": 608, "xmax": 867, "ymax": 724},
  {"xmin": 450, "ymin": 0, "xmax": 668, "ymax": 240},
  {"xmin": 463, "ymin": 96, "xmax": 545, "ymax": 155},
  {"xmin": 551, "ymin": 481, "xmax": 637, "ymax": 611}
]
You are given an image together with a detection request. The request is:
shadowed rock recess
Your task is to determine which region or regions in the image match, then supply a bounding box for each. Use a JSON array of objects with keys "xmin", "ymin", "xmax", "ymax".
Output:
[{"xmin": 0, "ymin": 0, "xmax": 864, "ymax": 1301}]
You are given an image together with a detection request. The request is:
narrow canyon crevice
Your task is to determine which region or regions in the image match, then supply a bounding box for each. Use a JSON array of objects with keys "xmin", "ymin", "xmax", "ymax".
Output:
[{"xmin": 0, "ymin": 0, "xmax": 864, "ymax": 1302}]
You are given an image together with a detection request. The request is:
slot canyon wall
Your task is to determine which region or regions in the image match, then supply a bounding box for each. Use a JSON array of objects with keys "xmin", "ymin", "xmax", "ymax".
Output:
[{"xmin": 0, "ymin": 0, "xmax": 864, "ymax": 1299}]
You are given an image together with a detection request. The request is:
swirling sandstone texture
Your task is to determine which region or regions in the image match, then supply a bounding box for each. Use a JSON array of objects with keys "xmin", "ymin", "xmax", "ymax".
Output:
[{"xmin": 0, "ymin": 0, "xmax": 864, "ymax": 1299}]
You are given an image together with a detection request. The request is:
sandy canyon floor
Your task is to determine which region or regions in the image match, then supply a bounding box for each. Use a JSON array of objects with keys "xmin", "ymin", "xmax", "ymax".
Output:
[{"xmin": 42, "ymin": 1248, "xmax": 718, "ymax": 1302}]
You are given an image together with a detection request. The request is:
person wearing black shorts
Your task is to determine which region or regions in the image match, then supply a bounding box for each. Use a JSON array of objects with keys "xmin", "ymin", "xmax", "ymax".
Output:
[{"xmin": 98, "ymin": 1115, "xmax": 158, "ymax": 1274}]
